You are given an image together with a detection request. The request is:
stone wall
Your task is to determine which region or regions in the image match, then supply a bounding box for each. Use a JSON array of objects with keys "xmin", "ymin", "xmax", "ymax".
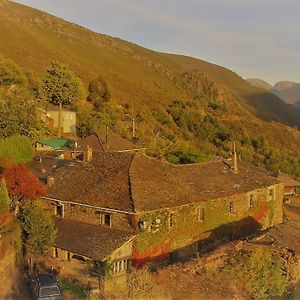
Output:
[
  {"xmin": 45, "ymin": 200, "xmax": 134, "ymax": 232},
  {"xmin": 0, "ymin": 221, "xmax": 22, "ymax": 299},
  {"xmin": 133, "ymin": 183, "xmax": 284, "ymax": 265}
]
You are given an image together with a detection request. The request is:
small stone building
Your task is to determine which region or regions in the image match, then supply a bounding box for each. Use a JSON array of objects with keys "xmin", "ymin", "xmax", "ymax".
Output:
[
  {"xmin": 43, "ymin": 105, "xmax": 76, "ymax": 135},
  {"xmin": 35, "ymin": 138, "xmax": 74, "ymax": 152},
  {"xmin": 40, "ymin": 150, "xmax": 285, "ymax": 281},
  {"xmin": 273, "ymin": 171, "xmax": 300, "ymax": 203}
]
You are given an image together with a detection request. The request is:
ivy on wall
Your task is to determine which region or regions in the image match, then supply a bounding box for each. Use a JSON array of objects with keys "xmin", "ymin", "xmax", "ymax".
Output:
[{"xmin": 133, "ymin": 185, "xmax": 283, "ymax": 264}]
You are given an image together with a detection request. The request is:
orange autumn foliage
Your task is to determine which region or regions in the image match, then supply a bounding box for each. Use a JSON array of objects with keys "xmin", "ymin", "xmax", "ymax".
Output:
[{"xmin": 1, "ymin": 164, "xmax": 46, "ymax": 201}]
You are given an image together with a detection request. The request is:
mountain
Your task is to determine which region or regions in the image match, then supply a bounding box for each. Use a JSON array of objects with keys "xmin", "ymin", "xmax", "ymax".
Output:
[
  {"xmin": 246, "ymin": 79, "xmax": 272, "ymax": 91},
  {"xmin": 272, "ymin": 81, "xmax": 300, "ymax": 107},
  {"xmin": 1, "ymin": 0, "xmax": 300, "ymax": 128},
  {"xmin": 2, "ymin": 0, "xmax": 300, "ymax": 177},
  {"xmin": 247, "ymin": 79, "xmax": 300, "ymax": 108}
]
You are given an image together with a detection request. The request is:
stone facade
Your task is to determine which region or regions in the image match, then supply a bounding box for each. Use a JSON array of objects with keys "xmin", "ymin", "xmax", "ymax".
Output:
[
  {"xmin": 46, "ymin": 110, "xmax": 76, "ymax": 135},
  {"xmin": 132, "ymin": 183, "xmax": 284, "ymax": 266},
  {"xmin": 43, "ymin": 180, "xmax": 283, "ymax": 269},
  {"xmin": 45, "ymin": 199, "xmax": 134, "ymax": 232}
]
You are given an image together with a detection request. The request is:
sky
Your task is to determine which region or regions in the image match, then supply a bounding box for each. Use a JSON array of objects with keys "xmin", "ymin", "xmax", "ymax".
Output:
[{"xmin": 14, "ymin": 0, "xmax": 300, "ymax": 84}]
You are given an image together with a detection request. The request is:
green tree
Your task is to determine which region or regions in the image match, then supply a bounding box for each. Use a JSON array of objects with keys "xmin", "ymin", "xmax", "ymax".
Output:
[
  {"xmin": 0, "ymin": 135, "xmax": 34, "ymax": 164},
  {"xmin": 19, "ymin": 200, "xmax": 56, "ymax": 257},
  {"xmin": 0, "ymin": 179, "xmax": 10, "ymax": 213},
  {"xmin": 0, "ymin": 87, "xmax": 47, "ymax": 140},
  {"xmin": 41, "ymin": 62, "xmax": 87, "ymax": 109},
  {"xmin": 0, "ymin": 57, "xmax": 28, "ymax": 87},
  {"xmin": 87, "ymin": 76, "xmax": 110, "ymax": 110}
]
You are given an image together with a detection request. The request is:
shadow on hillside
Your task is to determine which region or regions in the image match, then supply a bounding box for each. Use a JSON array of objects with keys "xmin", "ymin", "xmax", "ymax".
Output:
[
  {"xmin": 133, "ymin": 216, "xmax": 262, "ymax": 267},
  {"xmin": 244, "ymin": 91, "xmax": 300, "ymax": 128}
]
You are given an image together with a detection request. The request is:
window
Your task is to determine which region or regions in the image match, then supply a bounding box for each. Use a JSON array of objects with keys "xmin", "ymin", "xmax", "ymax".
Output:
[
  {"xmin": 54, "ymin": 248, "xmax": 59, "ymax": 258},
  {"xmin": 269, "ymin": 189, "xmax": 275, "ymax": 201},
  {"xmin": 56, "ymin": 205, "xmax": 64, "ymax": 218},
  {"xmin": 72, "ymin": 254, "xmax": 85, "ymax": 262},
  {"xmin": 104, "ymin": 214, "xmax": 111, "ymax": 226},
  {"xmin": 168, "ymin": 213, "xmax": 175, "ymax": 228},
  {"xmin": 198, "ymin": 207, "xmax": 205, "ymax": 221},
  {"xmin": 96, "ymin": 211, "xmax": 112, "ymax": 227},
  {"xmin": 112, "ymin": 259, "xmax": 129, "ymax": 274},
  {"xmin": 249, "ymin": 194, "xmax": 254, "ymax": 208},
  {"xmin": 229, "ymin": 201, "xmax": 235, "ymax": 214}
]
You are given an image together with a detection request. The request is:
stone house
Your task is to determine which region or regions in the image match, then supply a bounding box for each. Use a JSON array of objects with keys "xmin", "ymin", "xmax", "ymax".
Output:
[
  {"xmin": 40, "ymin": 148, "xmax": 284, "ymax": 286},
  {"xmin": 43, "ymin": 105, "xmax": 76, "ymax": 135},
  {"xmin": 273, "ymin": 171, "xmax": 300, "ymax": 203}
]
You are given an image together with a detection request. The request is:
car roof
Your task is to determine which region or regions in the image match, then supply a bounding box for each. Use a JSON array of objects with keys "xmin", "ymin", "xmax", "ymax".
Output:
[{"xmin": 36, "ymin": 274, "xmax": 57, "ymax": 287}]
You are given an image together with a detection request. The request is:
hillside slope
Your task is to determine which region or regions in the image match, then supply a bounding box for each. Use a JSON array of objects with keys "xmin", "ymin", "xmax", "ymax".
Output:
[
  {"xmin": 273, "ymin": 81, "xmax": 300, "ymax": 107},
  {"xmin": 1, "ymin": 0, "xmax": 300, "ymax": 128},
  {"xmin": 246, "ymin": 79, "xmax": 272, "ymax": 91}
]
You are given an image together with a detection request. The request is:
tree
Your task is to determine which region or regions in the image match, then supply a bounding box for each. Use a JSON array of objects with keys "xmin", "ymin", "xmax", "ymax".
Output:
[
  {"xmin": 87, "ymin": 76, "xmax": 110, "ymax": 110},
  {"xmin": 0, "ymin": 179, "xmax": 10, "ymax": 213},
  {"xmin": 0, "ymin": 57, "xmax": 28, "ymax": 87},
  {"xmin": 0, "ymin": 135, "xmax": 34, "ymax": 165},
  {"xmin": 2, "ymin": 164, "xmax": 46, "ymax": 203},
  {"xmin": 19, "ymin": 200, "xmax": 56, "ymax": 256},
  {"xmin": 0, "ymin": 87, "xmax": 47, "ymax": 140},
  {"xmin": 41, "ymin": 62, "xmax": 87, "ymax": 109}
]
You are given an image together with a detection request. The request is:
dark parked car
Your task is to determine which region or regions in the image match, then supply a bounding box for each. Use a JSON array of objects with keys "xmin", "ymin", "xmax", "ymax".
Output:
[{"xmin": 32, "ymin": 274, "xmax": 63, "ymax": 300}]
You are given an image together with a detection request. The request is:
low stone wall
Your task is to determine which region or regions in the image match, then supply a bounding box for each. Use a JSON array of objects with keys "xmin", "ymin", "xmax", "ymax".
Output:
[{"xmin": 0, "ymin": 221, "xmax": 22, "ymax": 299}]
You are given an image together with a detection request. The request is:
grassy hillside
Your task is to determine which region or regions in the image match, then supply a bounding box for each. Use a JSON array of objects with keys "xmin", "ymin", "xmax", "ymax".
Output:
[
  {"xmin": 0, "ymin": 1, "xmax": 299, "ymax": 124},
  {"xmin": 246, "ymin": 79, "xmax": 272, "ymax": 91},
  {"xmin": 2, "ymin": 0, "xmax": 300, "ymax": 177}
]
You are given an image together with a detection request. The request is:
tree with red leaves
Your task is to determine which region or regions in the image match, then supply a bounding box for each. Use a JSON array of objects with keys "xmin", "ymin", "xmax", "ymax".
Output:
[{"xmin": 2, "ymin": 164, "xmax": 46, "ymax": 202}]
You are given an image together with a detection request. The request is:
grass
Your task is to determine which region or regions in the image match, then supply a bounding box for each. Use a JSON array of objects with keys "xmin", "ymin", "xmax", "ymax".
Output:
[{"xmin": 58, "ymin": 278, "xmax": 90, "ymax": 300}]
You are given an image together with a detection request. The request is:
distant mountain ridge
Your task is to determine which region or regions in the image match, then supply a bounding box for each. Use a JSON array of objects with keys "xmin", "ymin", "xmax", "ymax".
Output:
[
  {"xmin": 247, "ymin": 79, "xmax": 300, "ymax": 108},
  {"xmin": 246, "ymin": 79, "xmax": 272, "ymax": 91},
  {"xmin": 272, "ymin": 81, "xmax": 300, "ymax": 108}
]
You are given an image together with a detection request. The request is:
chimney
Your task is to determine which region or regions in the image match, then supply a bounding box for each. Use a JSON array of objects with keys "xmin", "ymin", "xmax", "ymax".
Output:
[
  {"xmin": 47, "ymin": 176, "xmax": 55, "ymax": 187},
  {"xmin": 84, "ymin": 146, "xmax": 93, "ymax": 162},
  {"xmin": 232, "ymin": 141, "xmax": 238, "ymax": 174}
]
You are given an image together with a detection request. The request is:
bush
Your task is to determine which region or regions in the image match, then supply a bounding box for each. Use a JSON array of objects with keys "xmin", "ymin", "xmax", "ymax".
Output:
[
  {"xmin": 58, "ymin": 278, "xmax": 90, "ymax": 300},
  {"xmin": 0, "ymin": 179, "xmax": 10, "ymax": 213},
  {"xmin": 0, "ymin": 135, "xmax": 34, "ymax": 165},
  {"xmin": 222, "ymin": 248, "xmax": 288, "ymax": 299}
]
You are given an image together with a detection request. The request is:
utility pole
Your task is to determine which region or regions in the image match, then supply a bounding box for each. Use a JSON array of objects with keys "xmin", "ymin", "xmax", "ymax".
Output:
[
  {"xmin": 232, "ymin": 141, "xmax": 238, "ymax": 174},
  {"xmin": 132, "ymin": 117, "xmax": 136, "ymax": 139},
  {"xmin": 125, "ymin": 113, "xmax": 136, "ymax": 139}
]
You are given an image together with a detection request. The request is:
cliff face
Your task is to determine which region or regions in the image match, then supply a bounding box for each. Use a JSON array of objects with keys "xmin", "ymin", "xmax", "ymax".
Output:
[{"xmin": 0, "ymin": 217, "xmax": 22, "ymax": 299}]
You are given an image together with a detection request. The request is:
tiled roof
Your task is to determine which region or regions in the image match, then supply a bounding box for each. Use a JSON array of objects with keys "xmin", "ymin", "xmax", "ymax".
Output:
[
  {"xmin": 78, "ymin": 132, "xmax": 139, "ymax": 153},
  {"xmin": 130, "ymin": 156, "xmax": 281, "ymax": 211},
  {"xmin": 55, "ymin": 218, "xmax": 135, "ymax": 260},
  {"xmin": 273, "ymin": 171, "xmax": 300, "ymax": 187},
  {"xmin": 46, "ymin": 153, "xmax": 281, "ymax": 213},
  {"xmin": 47, "ymin": 152, "xmax": 135, "ymax": 212},
  {"xmin": 28, "ymin": 152, "xmax": 72, "ymax": 180}
]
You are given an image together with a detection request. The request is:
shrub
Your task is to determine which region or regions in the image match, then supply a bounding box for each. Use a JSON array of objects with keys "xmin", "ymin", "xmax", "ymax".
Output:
[
  {"xmin": 0, "ymin": 135, "xmax": 34, "ymax": 165},
  {"xmin": 0, "ymin": 179, "xmax": 10, "ymax": 213},
  {"xmin": 223, "ymin": 248, "xmax": 288, "ymax": 299}
]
